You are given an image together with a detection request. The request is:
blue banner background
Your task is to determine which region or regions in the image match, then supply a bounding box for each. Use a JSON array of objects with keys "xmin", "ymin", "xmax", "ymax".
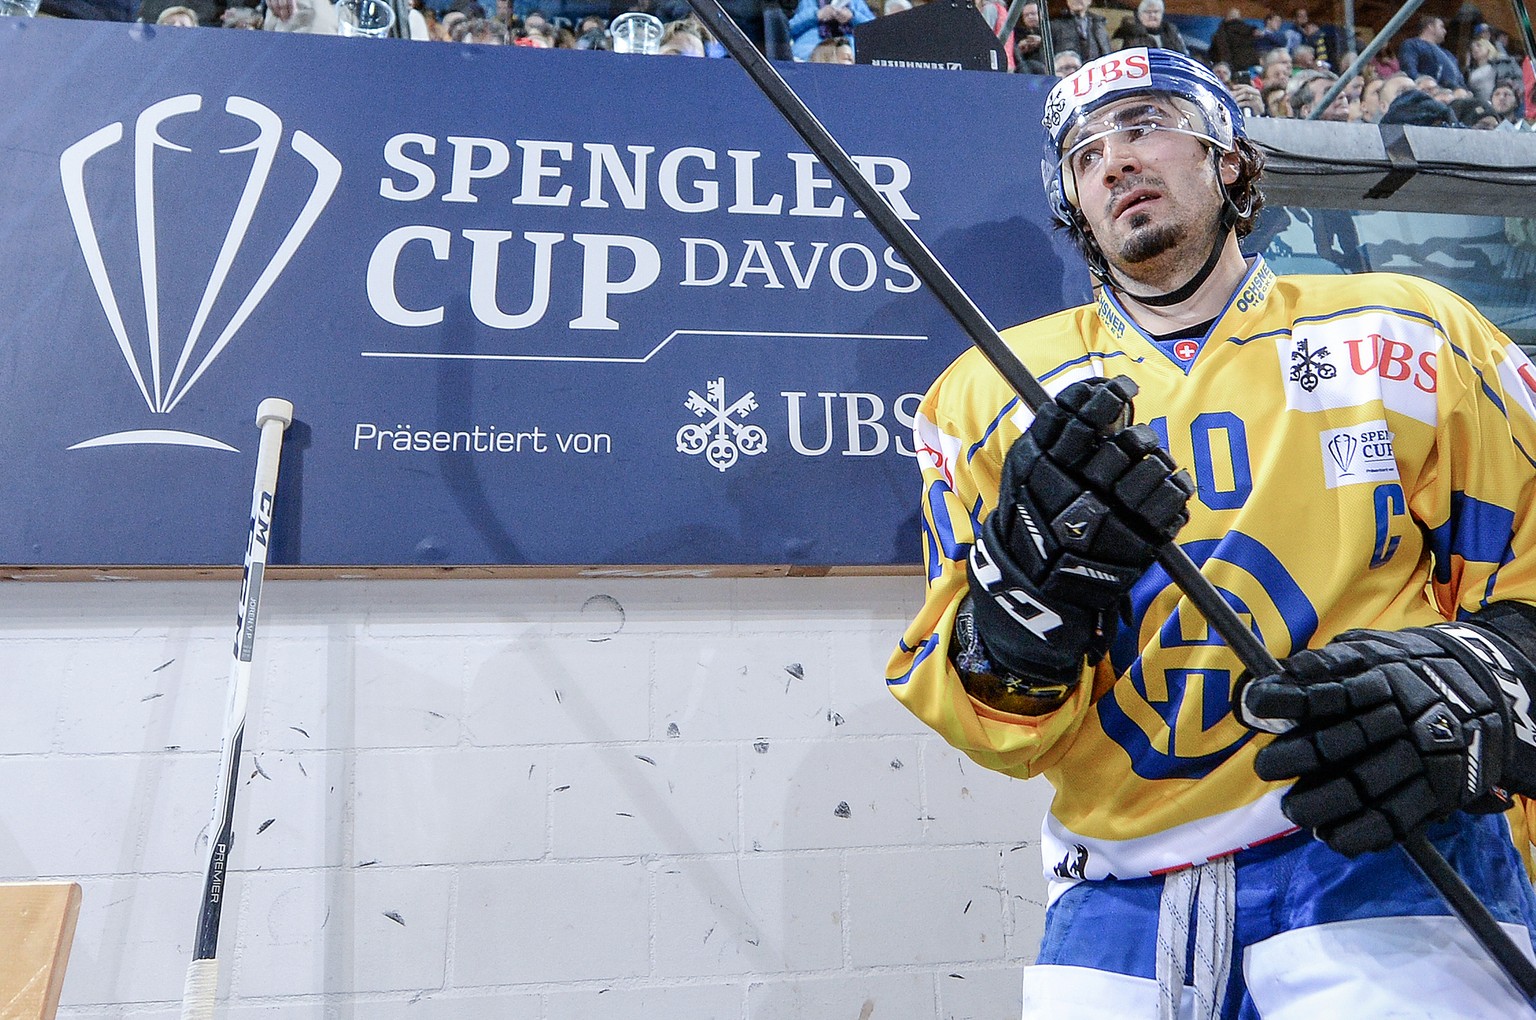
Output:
[{"xmin": 0, "ymin": 18, "xmax": 1089, "ymax": 567}]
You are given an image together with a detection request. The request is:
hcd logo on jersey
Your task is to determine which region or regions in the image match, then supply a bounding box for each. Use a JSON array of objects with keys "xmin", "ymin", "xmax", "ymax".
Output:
[
  {"xmin": 677, "ymin": 377, "xmax": 767, "ymax": 472},
  {"xmin": 1320, "ymin": 420, "xmax": 1399, "ymax": 488},
  {"xmin": 59, "ymin": 95, "xmax": 340, "ymax": 451},
  {"xmin": 1101, "ymin": 532, "xmax": 1317, "ymax": 781}
]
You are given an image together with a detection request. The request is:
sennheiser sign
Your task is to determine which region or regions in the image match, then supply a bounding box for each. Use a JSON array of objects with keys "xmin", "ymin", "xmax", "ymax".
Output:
[{"xmin": 0, "ymin": 18, "xmax": 1087, "ymax": 568}]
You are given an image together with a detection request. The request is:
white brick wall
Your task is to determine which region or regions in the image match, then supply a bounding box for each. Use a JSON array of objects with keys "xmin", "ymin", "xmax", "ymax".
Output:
[{"xmin": 0, "ymin": 577, "xmax": 1054, "ymax": 1019}]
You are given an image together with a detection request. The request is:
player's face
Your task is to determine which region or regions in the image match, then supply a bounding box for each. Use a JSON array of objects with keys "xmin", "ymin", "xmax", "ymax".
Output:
[{"xmin": 1063, "ymin": 97, "xmax": 1231, "ymax": 270}]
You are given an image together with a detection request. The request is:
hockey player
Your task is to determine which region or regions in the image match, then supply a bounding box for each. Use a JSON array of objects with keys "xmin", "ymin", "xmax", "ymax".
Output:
[{"xmin": 887, "ymin": 47, "xmax": 1536, "ymax": 1018}]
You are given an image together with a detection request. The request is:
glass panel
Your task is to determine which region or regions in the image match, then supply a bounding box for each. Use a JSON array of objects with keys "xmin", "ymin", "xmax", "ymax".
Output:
[{"xmin": 1243, "ymin": 207, "xmax": 1536, "ymax": 348}]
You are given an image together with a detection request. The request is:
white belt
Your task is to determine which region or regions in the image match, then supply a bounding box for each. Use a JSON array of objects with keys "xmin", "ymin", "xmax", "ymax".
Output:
[{"xmin": 1156, "ymin": 854, "xmax": 1236, "ymax": 1020}]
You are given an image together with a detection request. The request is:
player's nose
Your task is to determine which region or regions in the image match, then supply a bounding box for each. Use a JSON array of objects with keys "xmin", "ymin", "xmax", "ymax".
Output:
[{"xmin": 1098, "ymin": 137, "xmax": 1142, "ymax": 184}]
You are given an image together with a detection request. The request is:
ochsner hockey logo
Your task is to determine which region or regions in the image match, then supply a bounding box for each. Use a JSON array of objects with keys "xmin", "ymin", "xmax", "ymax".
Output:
[{"xmin": 59, "ymin": 95, "xmax": 340, "ymax": 451}]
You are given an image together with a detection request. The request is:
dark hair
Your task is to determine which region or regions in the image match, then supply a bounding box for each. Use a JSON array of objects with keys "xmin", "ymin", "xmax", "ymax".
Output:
[
  {"xmin": 1449, "ymin": 97, "xmax": 1498, "ymax": 127},
  {"xmin": 455, "ymin": 15, "xmax": 507, "ymax": 41},
  {"xmin": 1227, "ymin": 137, "xmax": 1266, "ymax": 238},
  {"xmin": 1381, "ymin": 88, "xmax": 1457, "ymax": 126}
]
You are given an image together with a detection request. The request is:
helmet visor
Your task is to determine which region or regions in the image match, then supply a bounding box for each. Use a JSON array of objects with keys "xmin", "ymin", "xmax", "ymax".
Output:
[{"xmin": 1051, "ymin": 96, "xmax": 1232, "ymax": 210}]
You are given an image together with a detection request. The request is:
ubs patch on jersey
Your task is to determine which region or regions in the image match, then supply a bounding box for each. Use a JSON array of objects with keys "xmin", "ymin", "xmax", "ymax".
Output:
[
  {"xmin": 1280, "ymin": 313, "xmax": 1439, "ymax": 425},
  {"xmin": 1319, "ymin": 420, "xmax": 1399, "ymax": 488}
]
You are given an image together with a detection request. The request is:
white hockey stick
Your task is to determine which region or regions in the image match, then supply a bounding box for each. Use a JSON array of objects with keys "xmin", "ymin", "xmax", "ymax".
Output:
[{"xmin": 181, "ymin": 398, "xmax": 294, "ymax": 1020}]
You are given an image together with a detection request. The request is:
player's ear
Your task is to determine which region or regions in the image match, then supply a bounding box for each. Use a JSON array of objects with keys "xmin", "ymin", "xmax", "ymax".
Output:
[{"xmin": 1218, "ymin": 149, "xmax": 1240, "ymax": 186}]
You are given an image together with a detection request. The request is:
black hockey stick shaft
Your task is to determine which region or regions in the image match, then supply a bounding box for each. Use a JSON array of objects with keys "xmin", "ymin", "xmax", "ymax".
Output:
[
  {"xmin": 1513, "ymin": 0, "xmax": 1536, "ymax": 93},
  {"xmin": 1305, "ymin": 0, "xmax": 1424, "ymax": 120},
  {"xmin": 181, "ymin": 397, "xmax": 295, "ymax": 1020},
  {"xmin": 682, "ymin": 0, "xmax": 1536, "ymax": 1004},
  {"xmin": 996, "ymin": 0, "xmax": 1026, "ymax": 42},
  {"xmin": 683, "ymin": 0, "xmax": 1274, "ymax": 672},
  {"xmin": 1404, "ymin": 833, "xmax": 1536, "ymax": 1003}
]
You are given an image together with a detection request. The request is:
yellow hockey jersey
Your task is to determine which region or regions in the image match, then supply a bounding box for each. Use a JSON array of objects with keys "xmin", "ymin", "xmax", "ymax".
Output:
[{"xmin": 887, "ymin": 256, "xmax": 1536, "ymax": 880}]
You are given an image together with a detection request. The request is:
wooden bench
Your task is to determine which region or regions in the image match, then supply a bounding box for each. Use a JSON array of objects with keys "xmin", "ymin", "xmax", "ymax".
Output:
[{"xmin": 0, "ymin": 883, "xmax": 82, "ymax": 1020}]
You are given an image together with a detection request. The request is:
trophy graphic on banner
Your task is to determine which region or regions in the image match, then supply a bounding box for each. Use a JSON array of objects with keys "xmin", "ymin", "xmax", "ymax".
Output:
[{"xmin": 59, "ymin": 95, "xmax": 340, "ymax": 451}]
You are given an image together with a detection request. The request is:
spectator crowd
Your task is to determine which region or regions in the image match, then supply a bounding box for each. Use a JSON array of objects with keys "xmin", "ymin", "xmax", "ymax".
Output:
[
  {"xmin": 12, "ymin": 0, "xmax": 1536, "ymax": 130},
  {"xmin": 1195, "ymin": 7, "xmax": 1535, "ymax": 130}
]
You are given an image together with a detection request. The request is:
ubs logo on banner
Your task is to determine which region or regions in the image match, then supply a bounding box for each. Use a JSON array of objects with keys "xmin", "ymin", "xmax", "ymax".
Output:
[
  {"xmin": 59, "ymin": 95, "xmax": 339, "ymax": 451},
  {"xmin": 677, "ymin": 377, "xmax": 767, "ymax": 472},
  {"xmin": 675, "ymin": 380, "xmax": 924, "ymax": 472}
]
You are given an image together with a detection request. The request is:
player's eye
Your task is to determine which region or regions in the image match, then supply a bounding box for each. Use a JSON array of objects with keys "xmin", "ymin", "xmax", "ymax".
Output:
[{"xmin": 1072, "ymin": 144, "xmax": 1103, "ymax": 175}]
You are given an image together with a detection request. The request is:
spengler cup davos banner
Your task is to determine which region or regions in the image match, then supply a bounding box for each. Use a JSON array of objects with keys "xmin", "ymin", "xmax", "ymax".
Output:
[{"xmin": 0, "ymin": 18, "xmax": 1089, "ymax": 568}]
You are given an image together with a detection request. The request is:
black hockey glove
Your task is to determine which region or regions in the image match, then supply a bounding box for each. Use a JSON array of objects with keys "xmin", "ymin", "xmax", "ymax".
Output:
[
  {"xmin": 1238, "ymin": 621, "xmax": 1536, "ymax": 857},
  {"xmin": 962, "ymin": 376, "xmax": 1195, "ymax": 691}
]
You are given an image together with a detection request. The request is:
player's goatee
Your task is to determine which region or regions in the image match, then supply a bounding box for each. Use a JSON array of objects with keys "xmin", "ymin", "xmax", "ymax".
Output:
[{"xmin": 1120, "ymin": 222, "xmax": 1184, "ymax": 264}]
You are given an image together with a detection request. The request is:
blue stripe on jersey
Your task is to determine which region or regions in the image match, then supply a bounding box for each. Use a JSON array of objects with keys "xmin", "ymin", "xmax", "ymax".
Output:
[
  {"xmin": 1511, "ymin": 436, "xmax": 1536, "ymax": 471},
  {"xmin": 1476, "ymin": 542, "xmax": 1521, "ymax": 606},
  {"xmin": 1458, "ymin": 545, "xmax": 1515, "ymax": 613},
  {"xmin": 1427, "ymin": 491, "xmax": 1516, "ymax": 585},
  {"xmin": 1291, "ymin": 303, "xmax": 1443, "ymax": 332},
  {"xmin": 923, "ymin": 478, "xmax": 966, "ymax": 582},
  {"xmin": 887, "ymin": 631, "xmax": 941, "ymax": 686},
  {"xmin": 1446, "ymin": 339, "xmax": 1510, "ymax": 417},
  {"xmin": 1443, "ymin": 339, "xmax": 1536, "ymax": 471},
  {"xmin": 1038, "ymin": 350, "xmax": 1138, "ymax": 384},
  {"xmin": 1232, "ymin": 326, "xmax": 1290, "ymax": 347},
  {"xmin": 963, "ymin": 350, "xmax": 1140, "ymax": 466},
  {"xmin": 922, "ymin": 517, "xmax": 938, "ymax": 583},
  {"xmin": 968, "ymin": 397, "xmax": 1021, "ymax": 464}
]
